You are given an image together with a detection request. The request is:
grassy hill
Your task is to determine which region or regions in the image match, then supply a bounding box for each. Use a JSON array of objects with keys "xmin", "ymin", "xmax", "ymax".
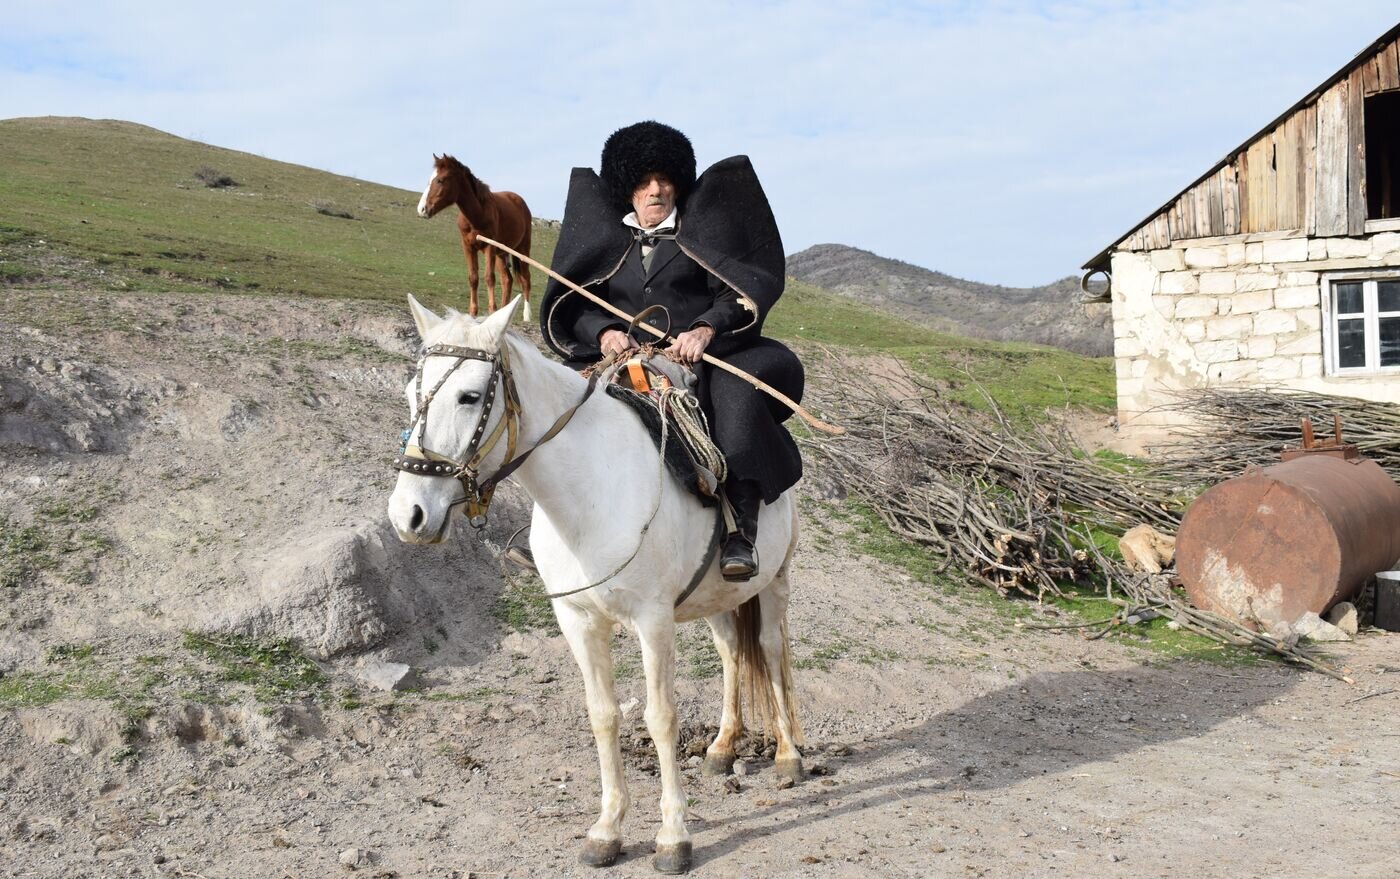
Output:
[{"xmin": 0, "ymin": 116, "xmax": 1112, "ymax": 417}]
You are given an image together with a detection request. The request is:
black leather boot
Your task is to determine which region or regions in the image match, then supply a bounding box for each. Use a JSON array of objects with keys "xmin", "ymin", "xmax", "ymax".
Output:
[{"xmin": 721, "ymin": 479, "xmax": 762, "ymax": 582}]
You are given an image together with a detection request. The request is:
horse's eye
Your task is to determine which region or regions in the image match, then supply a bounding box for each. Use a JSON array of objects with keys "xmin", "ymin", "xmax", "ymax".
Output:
[{"xmin": 458, "ymin": 391, "xmax": 481, "ymax": 405}]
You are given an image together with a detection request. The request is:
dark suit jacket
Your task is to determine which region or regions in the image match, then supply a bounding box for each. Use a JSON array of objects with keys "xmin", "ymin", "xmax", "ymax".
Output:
[{"xmin": 571, "ymin": 236, "xmax": 752, "ymax": 349}]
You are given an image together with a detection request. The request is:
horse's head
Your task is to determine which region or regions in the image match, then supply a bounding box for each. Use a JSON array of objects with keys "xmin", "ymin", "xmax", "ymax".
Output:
[
  {"xmin": 387, "ymin": 294, "xmax": 523, "ymax": 544},
  {"xmin": 416, "ymin": 154, "xmax": 463, "ymax": 219}
]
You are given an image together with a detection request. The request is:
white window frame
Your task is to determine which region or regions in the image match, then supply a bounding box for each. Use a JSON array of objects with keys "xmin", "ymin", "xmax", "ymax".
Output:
[{"xmin": 1321, "ymin": 269, "xmax": 1400, "ymax": 376}]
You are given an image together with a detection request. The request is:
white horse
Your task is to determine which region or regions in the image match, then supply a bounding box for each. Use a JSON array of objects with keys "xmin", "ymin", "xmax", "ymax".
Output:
[{"xmin": 386, "ymin": 295, "xmax": 804, "ymax": 874}]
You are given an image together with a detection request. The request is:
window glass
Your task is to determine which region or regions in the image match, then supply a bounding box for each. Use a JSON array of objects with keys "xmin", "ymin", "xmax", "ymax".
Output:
[
  {"xmin": 1338, "ymin": 318, "xmax": 1367, "ymax": 368},
  {"xmin": 1381, "ymin": 317, "xmax": 1400, "ymax": 367},
  {"xmin": 1335, "ymin": 282, "xmax": 1364, "ymax": 314},
  {"xmin": 1380, "ymin": 281, "xmax": 1400, "ymax": 313}
]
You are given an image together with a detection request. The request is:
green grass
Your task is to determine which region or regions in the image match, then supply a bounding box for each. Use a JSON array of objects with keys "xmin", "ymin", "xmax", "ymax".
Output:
[
  {"xmin": 180, "ymin": 632, "xmax": 326, "ymax": 702},
  {"xmin": 491, "ymin": 574, "xmax": 561, "ymax": 635},
  {"xmin": 0, "ymin": 516, "xmax": 55, "ymax": 589},
  {"xmin": 0, "ymin": 117, "xmax": 558, "ymax": 313},
  {"xmin": 769, "ymin": 278, "xmax": 1114, "ymax": 419},
  {"xmin": 0, "ymin": 117, "xmax": 1112, "ymax": 418}
]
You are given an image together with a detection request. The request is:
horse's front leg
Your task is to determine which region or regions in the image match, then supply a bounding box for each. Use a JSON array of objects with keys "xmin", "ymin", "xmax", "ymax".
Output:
[
  {"xmin": 483, "ymin": 245, "xmax": 499, "ymax": 313},
  {"xmin": 636, "ymin": 616, "xmax": 692, "ymax": 874},
  {"xmin": 462, "ymin": 236, "xmax": 480, "ymax": 317},
  {"xmin": 555, "ymin": 601, "xmax": 630, "ymax": 867},
  {"xmin": 702, "ymin": 612, "xmax": 743, "ymax": 776}
]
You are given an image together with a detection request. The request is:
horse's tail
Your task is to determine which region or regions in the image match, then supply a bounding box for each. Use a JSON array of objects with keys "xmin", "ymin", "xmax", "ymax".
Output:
[{"xmin": 735, "ymin": 593, "xmax": 804, "ymax": 746}]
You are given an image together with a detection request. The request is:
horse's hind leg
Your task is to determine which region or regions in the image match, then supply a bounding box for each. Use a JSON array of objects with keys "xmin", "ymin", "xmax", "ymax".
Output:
[
  {"xmin": 555, "ymin": 601, "xmax": 629, "ymax": 867},
  {"xmin": 496, "ymin": 249, "xmax": 514, "ymax": 314},
  {"xmin": 758, "ymin": 524, "xmax": 804, "ymax": 784},
  {"xmin": 516, "ymin": 225, "xmax": 533, "ymax": 323},
  {"xmin": 636, "ymin": 615, "xmax": 692, "ymax": 873},
  {"xmin": 702, "ymin": 612, "xmax": 743, "ymax": 776}
]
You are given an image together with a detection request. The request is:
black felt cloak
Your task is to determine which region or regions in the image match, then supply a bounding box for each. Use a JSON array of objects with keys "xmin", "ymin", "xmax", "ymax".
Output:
[
  {"xmin": 538, "ymin": 155, "xmax": 786, "ymax": 363},
  {"xmin": 537, "ymin": 154, "xmax": 803, "ymax": 503}
]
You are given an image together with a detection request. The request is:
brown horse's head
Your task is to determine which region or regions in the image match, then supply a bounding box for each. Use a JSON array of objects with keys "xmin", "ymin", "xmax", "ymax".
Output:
[{"xmin": 417, "ymin": 155, "xmax": 489, "ymax": 219}]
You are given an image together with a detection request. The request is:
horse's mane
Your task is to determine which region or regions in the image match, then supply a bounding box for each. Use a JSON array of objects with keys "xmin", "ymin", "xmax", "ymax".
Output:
[{"xmin": 437, "ymin": 155, "xmax": 492, "ymax": 203}]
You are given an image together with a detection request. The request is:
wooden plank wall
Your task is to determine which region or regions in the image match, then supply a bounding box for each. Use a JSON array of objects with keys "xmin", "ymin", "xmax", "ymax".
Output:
[{"xmin": 1116, "ymin": 32, "xmax": 1400, "ymax": 252}]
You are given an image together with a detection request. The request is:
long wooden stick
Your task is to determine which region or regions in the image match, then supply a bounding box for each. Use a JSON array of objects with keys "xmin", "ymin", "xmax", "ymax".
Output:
[{"xmin": 477, "ymin": 234, "xmax": 845, "ymax": 436}]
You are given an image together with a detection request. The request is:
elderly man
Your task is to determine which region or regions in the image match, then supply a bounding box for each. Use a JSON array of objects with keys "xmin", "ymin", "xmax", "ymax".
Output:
[{"xmin": 538, "ymin": 121, "xmax": 803, "ymax": 580}]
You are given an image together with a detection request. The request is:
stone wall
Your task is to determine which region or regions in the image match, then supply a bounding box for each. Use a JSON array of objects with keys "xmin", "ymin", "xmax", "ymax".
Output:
[{"xmin": 1110, "ymin": 231, "xmax": 1400, "ymax": 453}]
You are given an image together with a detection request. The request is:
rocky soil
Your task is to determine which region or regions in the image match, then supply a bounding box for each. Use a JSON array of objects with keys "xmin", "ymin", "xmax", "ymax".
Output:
[
  {"xmin": 1, "ymin": 285, "xmax": 1397, "ymax": 878},
  {"xmin": 787, "ymin": 244, "xmax": 1112, "ymax": 356}
]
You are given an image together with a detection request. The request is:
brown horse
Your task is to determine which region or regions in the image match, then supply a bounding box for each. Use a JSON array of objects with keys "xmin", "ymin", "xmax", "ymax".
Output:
[{"xmin": 417, "ymin": 155, "xmax": 533, "ymax": 320}]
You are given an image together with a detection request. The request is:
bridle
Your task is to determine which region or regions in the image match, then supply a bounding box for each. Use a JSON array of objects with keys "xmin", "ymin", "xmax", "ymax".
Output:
[
  {"xmin": 391, "ymin": 339, "xmax": 608, "ymax": 529},
  {"xmin": 392, "ymin": 343, "xmax": 521, "ymax": 527}
]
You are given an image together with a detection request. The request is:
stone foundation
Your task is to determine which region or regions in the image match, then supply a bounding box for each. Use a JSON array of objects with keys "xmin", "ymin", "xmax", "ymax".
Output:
[{"xmin": 1110, "ymin": 232, "xmax": 1400, "ymax": 454}]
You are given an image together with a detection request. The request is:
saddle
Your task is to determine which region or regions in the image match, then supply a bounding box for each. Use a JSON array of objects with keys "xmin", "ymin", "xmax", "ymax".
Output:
[{"xmin": 603, "ymin": 351, "xmax": 725, "ymax": 504}]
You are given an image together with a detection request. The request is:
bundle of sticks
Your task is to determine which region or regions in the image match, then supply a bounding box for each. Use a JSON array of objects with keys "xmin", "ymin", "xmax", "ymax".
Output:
[
  {"xmin": 1153, "ymin": 387, "xmax": 1400, "ymax": 485},
  {"xmin": 799, "ymin": 356, "xmax": 1346, "ymax": 678}
]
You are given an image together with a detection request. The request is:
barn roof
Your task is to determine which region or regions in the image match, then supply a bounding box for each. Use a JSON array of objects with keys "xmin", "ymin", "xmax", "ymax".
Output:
[{"xmin": 1084, "ymin": 20, "xmax": 1400, "ymax": 273}]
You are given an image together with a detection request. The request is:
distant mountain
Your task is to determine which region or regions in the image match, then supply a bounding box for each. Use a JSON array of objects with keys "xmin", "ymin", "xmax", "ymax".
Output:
[{"xmin": 786, "ymin": 244, "xmax": 1111, "ymax": 356}]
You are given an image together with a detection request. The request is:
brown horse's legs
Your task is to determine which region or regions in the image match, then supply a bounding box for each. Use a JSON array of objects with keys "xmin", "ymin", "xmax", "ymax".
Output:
[
  {"xmin": 496, "ymin": 250, "xmax": 514, "ymax": 314},
  {"xmin": 702, "ymin": 612, "xmax": 744, "ymax": 775},
  {"xmin": 462, "ymin": 237, "xmax": 481, "ymax": 317},
  {"xmin": 483, "ymin": 246, "xmax": 500, "ymax": 314},
  {"xmin": 516, "ymin": 227, "xmax": 533, "ymax": 322}
]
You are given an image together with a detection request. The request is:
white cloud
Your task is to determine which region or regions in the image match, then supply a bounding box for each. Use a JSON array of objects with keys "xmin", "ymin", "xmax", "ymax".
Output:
[{"xmin": 2, "ymin": 1, "xmax": 1398, "ymax": 285}]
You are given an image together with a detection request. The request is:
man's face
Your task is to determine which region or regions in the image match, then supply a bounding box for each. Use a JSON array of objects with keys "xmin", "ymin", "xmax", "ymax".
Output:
[{"xmin": 631, "ymin": 172, "xmax": 676, "ymax": 228}]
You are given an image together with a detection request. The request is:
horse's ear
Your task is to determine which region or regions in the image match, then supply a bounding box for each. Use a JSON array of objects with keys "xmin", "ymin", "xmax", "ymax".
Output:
[
  {"xmin": 479, "ymin": 296, "xmax": 522, "ymax": 347},
  {"xmin": 407, "ymin": 294, "xmax": 444, "ymax": 339}
]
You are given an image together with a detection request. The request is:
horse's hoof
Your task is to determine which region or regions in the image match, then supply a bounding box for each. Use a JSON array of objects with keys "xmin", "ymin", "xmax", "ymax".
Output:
[
  {"xmin": 775, "ymin": 757, "xmax": 805, "ymax": 785},
  {"xmin": 653, "ymin": 841, "xmax": 693, "ymax": 874},
  {"xmin": 702, "ymin": 751, "xmax": 736, "ymax": 776},
  {"xmin": 579, "ymin": 838, "xmax": 622, "ymax": 868}
]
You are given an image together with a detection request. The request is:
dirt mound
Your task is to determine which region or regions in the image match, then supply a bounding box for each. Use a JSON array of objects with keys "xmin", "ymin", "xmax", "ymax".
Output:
[{"xmin": 0, "ymin": 352, "xmax": 155, "ymax": 452}]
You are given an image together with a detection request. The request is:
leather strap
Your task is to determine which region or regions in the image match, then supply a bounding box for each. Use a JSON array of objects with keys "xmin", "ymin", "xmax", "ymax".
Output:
[
  {"xmin": 673, "ymin": 504, "xmax": 726, "ymax": 608},
  {"xmin": 477, "ymin": 351, "xmax": 616, "ymax": 496}
]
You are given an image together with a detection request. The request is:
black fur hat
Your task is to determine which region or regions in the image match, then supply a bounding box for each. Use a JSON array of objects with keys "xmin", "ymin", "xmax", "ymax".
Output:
[{"xmin": 600, "ymin": 121, "xmax": 696, "ymax": 210}]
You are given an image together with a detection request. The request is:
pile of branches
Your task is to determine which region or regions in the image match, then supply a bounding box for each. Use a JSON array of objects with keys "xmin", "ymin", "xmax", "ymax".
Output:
[
  {"xmin": 1153, "ymin": 387, "xmax": 1400, "ymax": 485},
  {"xmin": 800, "ymin": 357, "xmax": 1345, "ymax": 678}
]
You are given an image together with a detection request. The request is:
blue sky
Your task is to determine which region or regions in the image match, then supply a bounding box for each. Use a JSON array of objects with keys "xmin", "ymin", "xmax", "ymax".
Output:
[{"xmin": 2, "ymin": 2, "xmax": 1397, "ymax": 287}]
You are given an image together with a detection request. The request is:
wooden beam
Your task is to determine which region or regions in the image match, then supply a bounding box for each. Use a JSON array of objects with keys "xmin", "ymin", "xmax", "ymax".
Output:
[
  {"xmin": 1222, "ymin": 161, "xmax": 1240, "ymax": 235},
  {"xmin": 1208, "ymin": 168, "xmax": 1225, "ymax": 235},
  {"xmin": 1237, "ymin": 151, "xmax": 1252, "ymax": 234},
  {"xmin": 1363, "ymin": 52, "xmax": 1381, "ymax": 96},
  {"xmin": 1380, "ymin": 40, "xmax": 1400, "ymax": 92},
  {"xmin": 1316, "ymin": 79, "xmax": 1350, "ymax": 236},
  {"xmin": 1299, "ymin": 102, "xmax": 1310, "ymax": 236},
  {"xmin": 1276, "ymin": 116, "xmax": 1298, "ymax": 229},
  {"xmin": 1348, "ymin": 66, "xmax": 1369, "ymax": 234}
]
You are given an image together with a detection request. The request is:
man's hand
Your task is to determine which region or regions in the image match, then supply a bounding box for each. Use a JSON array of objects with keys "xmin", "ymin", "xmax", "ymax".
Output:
[
  {"xmin": 598, "ymin": 328, "xmax": 638, "ymax": 359},
  {"xmin": 671, "ymin": 325, "xmax": 715, "ymax": 364}
]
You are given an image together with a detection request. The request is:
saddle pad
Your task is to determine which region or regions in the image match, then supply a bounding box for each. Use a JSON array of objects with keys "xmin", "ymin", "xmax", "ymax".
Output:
[{"xmin": 605, "ymin": 384, "xmax": 720, "ymax": 505}]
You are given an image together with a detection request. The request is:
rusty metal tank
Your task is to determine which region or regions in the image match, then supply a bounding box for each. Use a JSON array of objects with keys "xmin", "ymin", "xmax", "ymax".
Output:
[{"xmin": 1176, "ymin": 454, "xmax": 1400, "ymax": 631}]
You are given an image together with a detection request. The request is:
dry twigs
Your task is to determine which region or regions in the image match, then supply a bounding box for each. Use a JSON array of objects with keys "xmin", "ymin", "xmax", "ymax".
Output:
[
  {"xmin": 800, "ymin": 355, "xmax": 1342, "ymax": 676},
  {"xmin": 1153, "ymin": 387, "xmax": 1400, "ymax": 485}
]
